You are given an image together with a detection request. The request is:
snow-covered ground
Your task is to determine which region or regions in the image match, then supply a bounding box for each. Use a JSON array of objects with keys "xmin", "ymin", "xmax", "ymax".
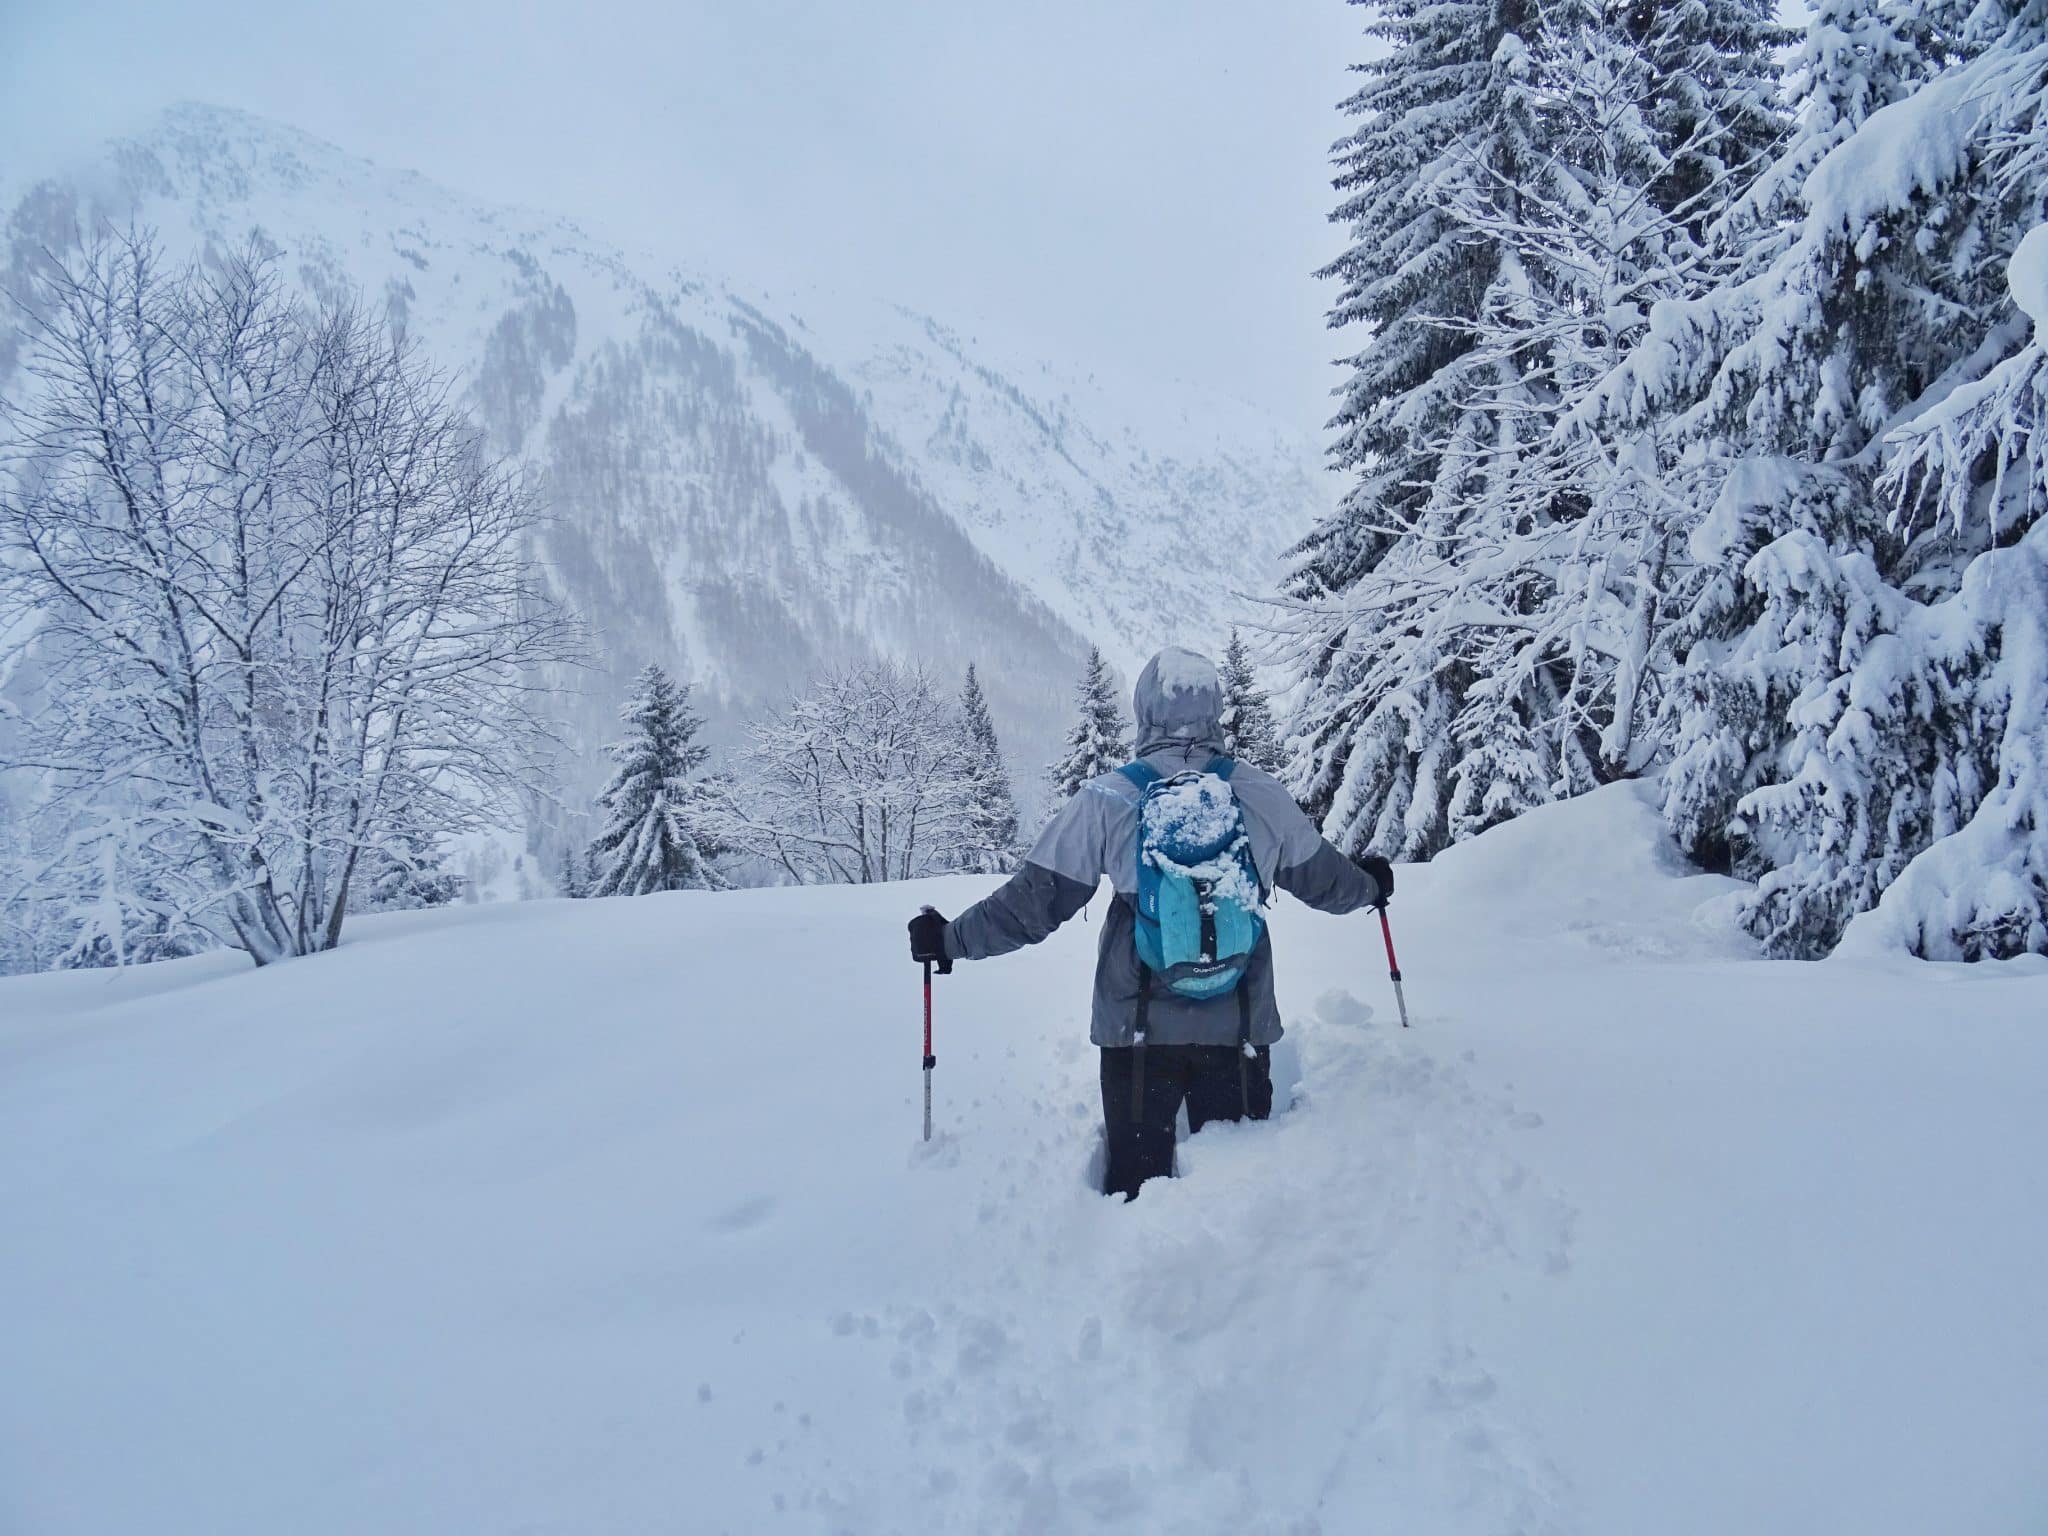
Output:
[{"xmin": 3, "ymin": 785, "xmax": 2043, "ymax": 1535}]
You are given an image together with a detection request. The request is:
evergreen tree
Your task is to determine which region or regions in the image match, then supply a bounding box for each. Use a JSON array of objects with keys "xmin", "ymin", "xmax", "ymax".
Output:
[
  {"xmin": 1580, "ymin": 0, "xmax": 2048, "ymax": 956},
  {"xmin": 1583, "ymin": 0, "xmax": 1953, "ymax": 902},
  {"xmin": 1285, "ymin": 0, "xmax": 1550, "ymax": 857},
  {"xmin": 1491, "ymin": 1, "xmax": 1783, "ymax": 791},
  {"xmin": 1564, "ymin": 0, "xmax": 2048, "ymax": 962},
  {"xmin": 1281, "ymin": 0, "xmax": 2043, "ymax": 958},
  {"xmin": 1219, "ymin": 630, "xmax": 1284, "ymax": 773},
  {"xmin": 956, "ymin": 665, "xmax": 1021, "ymax": 873},
  {"xmin": 1750, "ymin": 0, "xmax": 2048, "ymax": 959},
  {"xmin": 587, "ymin": 665, "xmax": 725, "ymax": 897},
  {"xmin": 361, "ymin": 815, "xmax": 464, "ymax": 911},
  {"xmin": 559, "ymin": 843, "xmax": 589, "ymax": 899},
  {"xmin": 1284, "ymin": 0, "xmax": 1783, "ymax": 858},
  {"xmin": 1046, "ymin": 646, "xmax": 1130, "ymax": 805}
]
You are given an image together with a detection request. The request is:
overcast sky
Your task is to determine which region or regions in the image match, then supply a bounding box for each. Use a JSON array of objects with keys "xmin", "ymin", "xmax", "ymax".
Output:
[{"xmin": 2, "ymin": 0, "xmax": 1363, "ymax": 433}]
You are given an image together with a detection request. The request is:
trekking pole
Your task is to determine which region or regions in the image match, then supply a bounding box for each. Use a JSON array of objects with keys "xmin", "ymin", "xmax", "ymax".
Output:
[
  {"xmin": 1377, "ymin": 906, "xmax": 1410, "ymax": 1029},
  {"xmin": 922, "ymin": 958, "xmax": 936, "ymax": 1140}
]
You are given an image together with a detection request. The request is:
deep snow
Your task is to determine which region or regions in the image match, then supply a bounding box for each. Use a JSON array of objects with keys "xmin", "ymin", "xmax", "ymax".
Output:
[{"xmin": 2, "ymin": 785, "xmax": 2044, "ymax": 1535}]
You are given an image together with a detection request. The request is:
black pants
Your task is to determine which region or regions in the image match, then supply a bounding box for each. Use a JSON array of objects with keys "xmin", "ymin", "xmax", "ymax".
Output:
[{"xmin": 1099, "ymin": 1044, "xmax": 1272, "ymax": 1200}]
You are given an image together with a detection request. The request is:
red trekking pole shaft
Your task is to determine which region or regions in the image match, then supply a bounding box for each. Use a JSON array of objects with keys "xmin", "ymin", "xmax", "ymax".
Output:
[
  {"xmin": 1378, "ymin": 907, "xmax": 1410, "ymax": 1029},
  {"xmin": 922, "ymin": 959, "xmax": 936, "ymax": 1140}
]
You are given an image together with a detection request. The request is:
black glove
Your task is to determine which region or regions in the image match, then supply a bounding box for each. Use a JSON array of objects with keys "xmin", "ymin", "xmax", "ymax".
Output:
[
  {"xmin": 1355, "ymin": 853, "xmax": 1394, "ymax": 908},
  {"xmin": 908, "ymin": 906, "xmax": 953, "ymax": 973}
]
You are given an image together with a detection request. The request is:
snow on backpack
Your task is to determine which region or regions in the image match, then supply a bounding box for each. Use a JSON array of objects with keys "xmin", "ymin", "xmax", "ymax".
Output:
[{"xmin": 1116, "ymin": 756, "xmax": 1266, "ymax": 1000}]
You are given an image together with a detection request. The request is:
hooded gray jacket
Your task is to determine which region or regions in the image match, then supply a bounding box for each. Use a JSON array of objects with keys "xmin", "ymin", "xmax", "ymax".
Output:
[{"xmin": 942, "ymin": 647, "xmax": 1382, "ymax": 1048}]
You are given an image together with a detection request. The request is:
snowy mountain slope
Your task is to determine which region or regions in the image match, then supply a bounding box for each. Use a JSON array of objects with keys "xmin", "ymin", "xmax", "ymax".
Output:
[
  {"xmin": 4, "ymin": 784, "xmax": 2043, "ymax": 1535},
  {"xmin": 804, "ymin": 299, "xmax": 1329, "ymax": 654},
  {"xmin": 0, "ymin": 104, "xmax": 1331, "ymax": 797}
]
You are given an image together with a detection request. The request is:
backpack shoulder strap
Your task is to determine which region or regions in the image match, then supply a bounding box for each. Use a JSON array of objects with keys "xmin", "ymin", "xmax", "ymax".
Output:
[
  {"xmin": 1116, "ymin": 760, "xmax": 1164, "ymax": 792},
  {"xmin": 1206, "ymin": 754, "xmax": 1238, "ymax": 782}
]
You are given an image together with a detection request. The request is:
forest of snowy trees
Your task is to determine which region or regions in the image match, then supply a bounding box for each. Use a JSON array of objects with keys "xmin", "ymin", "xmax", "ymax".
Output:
[
  {"xmin": 1285, "ymin": 0, "xmax": 2048, "ymax": 960},
  {"xmin": 5, "ymin": 0, "xmax": 2045, "ymax": 971}
]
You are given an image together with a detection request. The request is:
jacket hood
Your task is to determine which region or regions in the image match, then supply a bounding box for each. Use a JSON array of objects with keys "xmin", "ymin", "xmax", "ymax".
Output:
[{"xmin": 1133, "ymin": 646, "xmax": 1226, "ymax": 756}]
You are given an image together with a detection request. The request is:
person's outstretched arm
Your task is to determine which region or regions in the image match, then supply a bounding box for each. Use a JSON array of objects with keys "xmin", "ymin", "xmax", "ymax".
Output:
[
  {"xmin": 1276, "ymin": 836, "xmax": 1390, "ymax": 914},
  {"xmin": 924, "ymin": 781, "xmax": 1120, "ymax": 963},
  {"xmin": 1238, "ymin": 768, "xmax": 1391, "ymax": 914},
  {"xmin": 944, "ymin": 861, "xmax": 1096, "ymax": 960}
]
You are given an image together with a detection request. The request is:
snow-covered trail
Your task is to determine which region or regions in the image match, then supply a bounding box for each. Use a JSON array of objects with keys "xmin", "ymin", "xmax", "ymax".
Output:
[
  {"xmin": 817, "ymin": 990, "xmax": 1575, "ymax": 1535},
  {"xmin": 2, "ymin": 786, "xmax": 2044, "ymax": 1535}
]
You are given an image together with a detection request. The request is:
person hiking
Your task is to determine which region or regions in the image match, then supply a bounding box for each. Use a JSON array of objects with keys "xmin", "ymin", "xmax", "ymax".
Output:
[{"xmin": 907, "ymin": 646, "xmax": 1392, "ymax": 1199}]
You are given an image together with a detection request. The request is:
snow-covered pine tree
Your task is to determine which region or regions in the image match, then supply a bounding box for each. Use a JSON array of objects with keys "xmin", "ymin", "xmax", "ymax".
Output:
[
  {"xmin": 1814, "ymin": 0, "xmax": 2048, "ymax": 960},
  {"xmin": 360, "ymin": 815, "xmax": 464, "ymax": 911},
  {"xmin": 559, "ymin": 844, "xmax": 590, "ymax": 899},
  {"xmin": 1219, "ymin": 630, "xmax": 1284, "ymax": 773},
  {"xmin": 1046, "ymin": 646, "xmax": 1130, "ymax": 806},
  {"xmin": 1580, "ymin": 0, "xmax": 1957, "ymax": 892},
  {"xmin": 587, "ymin": 665, "xmax": 726, "ymax": 897},
  {"xmin": 1283, "ymin": 0, "xmax": 1783, "ymax": 857},
  {"xmin": 1284, "ymin": 0, "xmax": 1555, "ymax": 858},
  {"xmin": 1519, "ymin": 0, "xmax": 1789, "ymax": 777},
  {"xmin": 1873, "ymin": 215, "xmax": 2048, "ymax": 957},
  {"xmin": 957, "ymin": 665, "xmax": 1021, "ymax": 873},
  {"xmin": 1581, "ymin": 0, "xmax": 2047, "ymax": 956}
]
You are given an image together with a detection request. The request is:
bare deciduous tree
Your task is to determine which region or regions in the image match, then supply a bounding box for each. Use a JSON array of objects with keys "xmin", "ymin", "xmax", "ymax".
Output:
[
  {"xmin": 714, "ymin": 661, "xmax": 977, "ymax": 884},
  {"xmin": 0, "ymin": 232, "xmax": 579, "ymax": 966}
]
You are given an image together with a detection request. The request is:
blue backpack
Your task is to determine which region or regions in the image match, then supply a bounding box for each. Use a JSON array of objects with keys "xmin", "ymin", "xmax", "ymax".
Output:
[{"xmin": 1117, "ymin": 756, "xmax": 1267, "ymax": 1000}]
